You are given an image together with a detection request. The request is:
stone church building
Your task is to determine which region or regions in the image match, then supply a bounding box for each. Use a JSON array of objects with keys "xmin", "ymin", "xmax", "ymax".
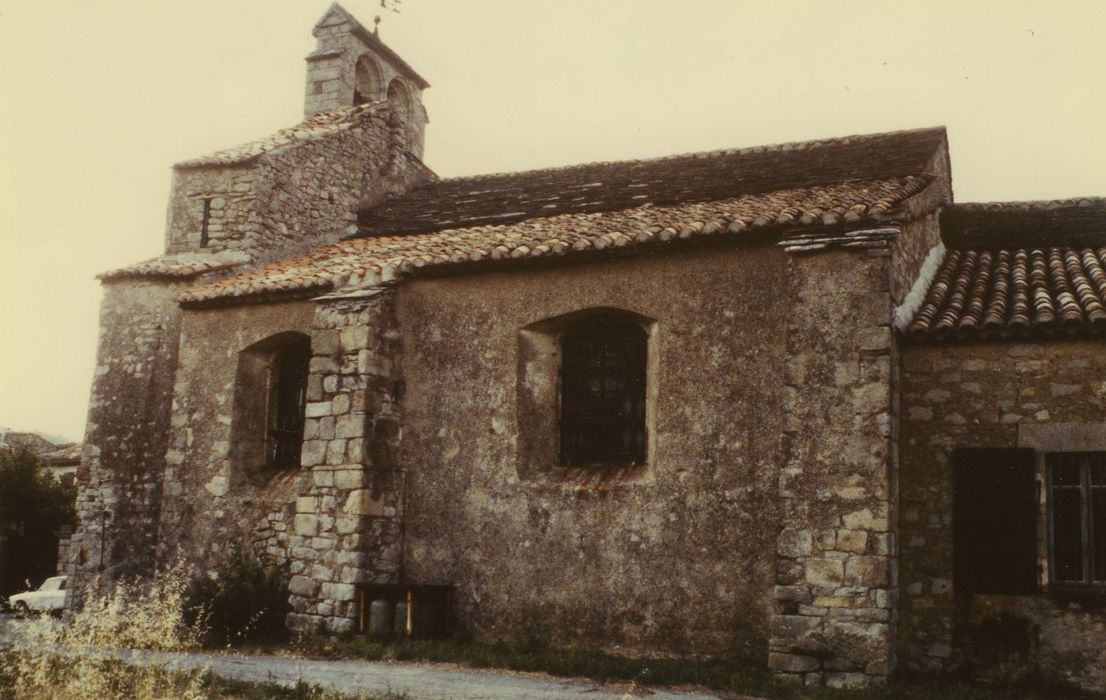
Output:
[{"xmin": 68, "ymin": 3, "xmax": 1106, "ymax": 691}]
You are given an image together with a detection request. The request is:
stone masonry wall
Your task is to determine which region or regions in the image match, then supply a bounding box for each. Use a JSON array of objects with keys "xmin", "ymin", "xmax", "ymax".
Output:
[
  {"xmin": 153, "ymin": 291, "xmax": 404, "ymax": 635},
  {"xmin": 155, "ymin": 301, "xmax": 317, "ymax": 574},
  {"xmin": 66, "ymin": 280, "xmax": 190, "ymax": 607},
  {"xmin": 165, "ymin": 106, "xmax": 428, "ymax": 262},
  {"xmin": 898, "ymin": 339, "xmax": 1106, "ymax": 692},
  {"xmin": 769, "ymin": 247, "xmax": 897, "ymax": 689},
  {"xmin": 305, "ymin": 9, "xmax": 428, "ymax": 156},
  {"xmin": 397, "ymin": 242, "xmax": 789, "ymax": 660},
  {"xmin": 286, "ymin": 288, "xmax": 405, "ymax": 633}
]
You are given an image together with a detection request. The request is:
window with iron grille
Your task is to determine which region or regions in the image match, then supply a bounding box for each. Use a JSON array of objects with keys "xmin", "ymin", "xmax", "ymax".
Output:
[
  {"xmin": 268, "ymin": 338, "xmax": 310, "ymax": 469},
  {"xmin": 1048, "ymin": 452, "xmax": 1106, "ymax": 587},
  {"xmin": 559, "ymin": 315, "xmax": 647, "ymax": 467}
]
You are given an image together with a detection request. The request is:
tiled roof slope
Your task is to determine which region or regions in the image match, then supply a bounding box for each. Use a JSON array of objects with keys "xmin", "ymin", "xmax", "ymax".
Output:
[
  {"xmin": 356, "ymin": 127, "xmax": 947, "ymax": 236},
  {"xmin": 906, "ymin": 199, "xmax": 1106, "ymax": 340},
  {"xmin": 182, "ymin": 175, "xmax": 930, "ymax": 305},
  {"xmin": 175, "ymin": 101, "xmax": 387, "ymax": 169},
  {"xmin": 100, "ymin": 251, "xmax": 251, "ymax": 281}
]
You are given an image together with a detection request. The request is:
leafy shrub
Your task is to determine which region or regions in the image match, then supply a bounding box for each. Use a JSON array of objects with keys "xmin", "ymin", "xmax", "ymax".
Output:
[{"xmin": 184, "ymin": 551, "xmax": 290, "ymax": 647}]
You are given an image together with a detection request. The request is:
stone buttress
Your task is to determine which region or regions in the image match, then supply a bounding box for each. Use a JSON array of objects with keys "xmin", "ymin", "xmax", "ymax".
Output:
[{"xmin": 286, "ymin": 288, "xmax": 406, "ymax": 633}]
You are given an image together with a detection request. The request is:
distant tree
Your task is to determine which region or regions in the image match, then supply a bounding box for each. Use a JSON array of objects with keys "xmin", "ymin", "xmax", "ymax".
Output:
[{"xmin": 0, "ymin": 447, "xmax": 76, "ymax": 598}]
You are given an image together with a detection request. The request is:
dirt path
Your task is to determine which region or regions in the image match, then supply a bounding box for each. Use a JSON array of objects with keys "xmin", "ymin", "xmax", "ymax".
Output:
[
  {"xmin": 141, "ymin": 648, "xmax": 732, "ymax": 699},
  {"xmin": 2, "ymin": 615, "xmax": 737, "ymax": 699}
]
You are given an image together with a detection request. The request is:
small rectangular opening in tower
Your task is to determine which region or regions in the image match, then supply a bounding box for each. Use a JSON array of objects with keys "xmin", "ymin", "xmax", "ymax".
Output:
[{"xmin": 200, "ymin": 197, "xmax": 213, "ymax": 247}]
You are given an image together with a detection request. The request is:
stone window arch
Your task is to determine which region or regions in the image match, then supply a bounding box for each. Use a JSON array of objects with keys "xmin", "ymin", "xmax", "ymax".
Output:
[
  {"xmin": 386, "ymin": 78, "xmax": 412, "ymax": 120},
  {"xmin": 517, "ymin": 307, "xmax": 656, "ymax": 477},
  {"xmin": 231, "ymin": 332, "xmax": 311, "ymax": 470},
  {"xmin": 353, "ymin": 55, "xmax": 383, "ymax": 105}
]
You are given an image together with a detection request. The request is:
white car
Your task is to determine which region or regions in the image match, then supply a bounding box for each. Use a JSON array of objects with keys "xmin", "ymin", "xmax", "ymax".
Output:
[{"xmin": 8, "ymin": 576, "xmax": 67, "ymax": 615}]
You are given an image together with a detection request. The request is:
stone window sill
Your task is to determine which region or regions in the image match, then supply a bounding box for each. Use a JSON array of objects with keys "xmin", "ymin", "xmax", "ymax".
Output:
[{"xmin": 524, "ymin": 464, "xmax": 654, "ymax": 494}]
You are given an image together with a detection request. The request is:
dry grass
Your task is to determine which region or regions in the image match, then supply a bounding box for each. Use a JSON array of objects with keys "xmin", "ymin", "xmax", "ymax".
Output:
[{"xmin": 1, "ymin": 563, "xmax": 207, "ymax": 700}]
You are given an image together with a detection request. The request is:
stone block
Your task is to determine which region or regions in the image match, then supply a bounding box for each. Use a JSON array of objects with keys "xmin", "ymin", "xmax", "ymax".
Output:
[
  {"xmin": 296, "ymin": 496, "xmax": 317, "ymax": 514},
  {"xmin": 347, "ymin": 438, "xmax": 365, "ymax": 463},
  {"xmin": 294, "ymin": 514, "xmax": 319, "ymax": 537},
  {"xmin": 340, "ymin": 326, "xmax": 371, "ymax": 351},
  {"xmin": 769, "ymin": 614, "xmax": 822, "ymax": 642},
  {"xmin": 313, "ymin": 469, "xmax": 334, "ymax": 487},
  {"xmin": 313, "ymin": 330, "xmax": 340, "ymax": 356},
  {"xmin": 327, "ymin": 617, "xmax": 355, "ymax": 634},
  {"xmin": 288, "ymin": 575, "xmax": 317, "ymax": 597},
  {"xmin": 805, "ymin": 559, "xmax": 844, "ymax": 587},
  {"xmin": 842, "ymin": 508, "xmax": 889, "ymax": 532},
  {"xmin": 777, "ymin": 528, "xmax": 813, "ymax": 558},
  {"xmin": 305, "ymin": 401, "xmax": 332, "ymax": 418},
  {"xmin": 326, "ymin": 439, "xmax": 348, "ymax": 465},
  {"xmin": 844, "ymin": 556, "xmax": 888, "ymax": 586},
  {"xmin": 836, "ymin": 529, "xmax": 868, "ymax": 553},
  {"xmin": 344, "ymin": 488, "xmax": 386, "ymax": 516},
  {"xmin": 335, "ymin": 414, "xmax": 363, "ymax": 439},
  {"xmin": 336, "ymin": 515, "xmax": 361, "ymax": 534},
  {"xmin": 852, "ymin": 382, "xmax": 889, "ymax": 414},
  {"xmin": 301, "ymin": 440, "xmax": 327, "ymax": 467},
  {"xmin": 321, "ymin": 582, "xmax": 356, "ymax": 602},
  {"xmin": 334, "ymin": 468, "xmax": 365, "ymax": 490},
  {"xmin": 310, "ymin": 564, "xmax": 333, "ymax": 581},
  {"xmin": 331, "ymin": 393, "xmax": 351, "ymax": 415},
  {"xmin": 769, "ymin": 652, "xmax": 821, "ymax": 673}
]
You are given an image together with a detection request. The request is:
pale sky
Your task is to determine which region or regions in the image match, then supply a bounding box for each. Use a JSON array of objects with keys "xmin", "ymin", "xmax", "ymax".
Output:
[{"xmin": 1, "ymin": 0, "xmax": 1104, "ymax": 443}]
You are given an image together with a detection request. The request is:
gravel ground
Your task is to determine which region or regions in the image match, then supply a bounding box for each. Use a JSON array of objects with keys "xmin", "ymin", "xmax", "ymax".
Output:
[{"xmin": 1, "ymin": 615, "xmax": 738, "ymax": 699}]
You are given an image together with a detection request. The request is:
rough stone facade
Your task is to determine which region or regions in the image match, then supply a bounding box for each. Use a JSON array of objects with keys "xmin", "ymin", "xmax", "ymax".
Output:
[
  {"xmin": 67, "ymin": 3, "xmax": 1106, "ymax": 693},
  {"xmin": 768, "ymin": 248, "xmax": 898, "ymax": 689},
  {"xmin": 65, "ymin": 279, "xmax": 190, "ymax": 604},
  {"xmin": 165, "ymin": 106, "xmax": 427, "ymax": 261},
  {"xmin": 899, "ymin": 339, "xmax": 1106, "ymax": 691},
  {"xmin": 285, "ymin": 289, "xmax": 406, "ymax": 633}
]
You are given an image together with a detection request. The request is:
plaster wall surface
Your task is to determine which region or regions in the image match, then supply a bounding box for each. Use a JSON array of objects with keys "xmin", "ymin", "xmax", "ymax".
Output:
[
  {"xmin": 395, "ymin": 243, "xmax": 790, "ymax": 659},
  {"xmin": 898, "ymin": 338, "xmax": 1106, "ymax": 692}
]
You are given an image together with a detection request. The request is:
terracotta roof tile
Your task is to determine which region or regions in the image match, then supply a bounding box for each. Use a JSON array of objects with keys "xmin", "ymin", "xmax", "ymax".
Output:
[
  {"xmin": 182, "ymin": 176, "xmax": 930, "ymax": 305},
  {"xmin": 174, "ymin": 101, "xmax": 388, "ymax": 169},
  {"xmin": 906, "ymin": 199, "xmax": 1106, "ymax": 340},
  {"xmin": 357, "ymin": 127, "xmax": 947, "ymax": 235},
  {"xmin": 100, "ymin": 251, "xmax": 251, "ymax": 281}
]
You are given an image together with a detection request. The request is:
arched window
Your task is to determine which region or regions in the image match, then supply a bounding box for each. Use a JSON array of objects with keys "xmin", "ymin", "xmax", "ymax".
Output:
[
  {"xmin": 386, "ymin": 78, "xmax": 411, "ymax": 120},
  {"xmin": 268, "ymin": 338, "xmax": 311, "ymax": 468},
  {"xmin": 232, "ymin": 332, "xmax": 310, "ymax": 470},
  {"xmin": 560, "ymin": 314, "xmax": 647, "ymax": 466},
  {"xmin": 353, "ymin": 55, "xmax": 383, "ymax": 105}
]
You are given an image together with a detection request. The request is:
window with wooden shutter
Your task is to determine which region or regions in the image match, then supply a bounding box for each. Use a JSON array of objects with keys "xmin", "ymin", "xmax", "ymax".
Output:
[{"xmin": 952, "ymin": 448, "xmax": 1038, "ymax": 595}]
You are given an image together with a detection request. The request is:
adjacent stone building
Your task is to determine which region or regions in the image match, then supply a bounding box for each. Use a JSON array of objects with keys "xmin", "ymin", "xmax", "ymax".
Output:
[{"xmin": 67, "ymin": 3, "xmax": 1106, "ymax": 691}]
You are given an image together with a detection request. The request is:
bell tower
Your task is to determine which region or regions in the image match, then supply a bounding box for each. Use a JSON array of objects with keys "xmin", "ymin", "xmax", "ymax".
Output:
[{"xmin": 304, "ymin": 3, "xmax": 430, "ymax": 157}]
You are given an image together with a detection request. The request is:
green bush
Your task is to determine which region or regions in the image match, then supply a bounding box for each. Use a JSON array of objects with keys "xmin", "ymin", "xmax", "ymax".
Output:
[{"xmin": 184, "ymin": 551, "xmax": 290, "ymax": 647}]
